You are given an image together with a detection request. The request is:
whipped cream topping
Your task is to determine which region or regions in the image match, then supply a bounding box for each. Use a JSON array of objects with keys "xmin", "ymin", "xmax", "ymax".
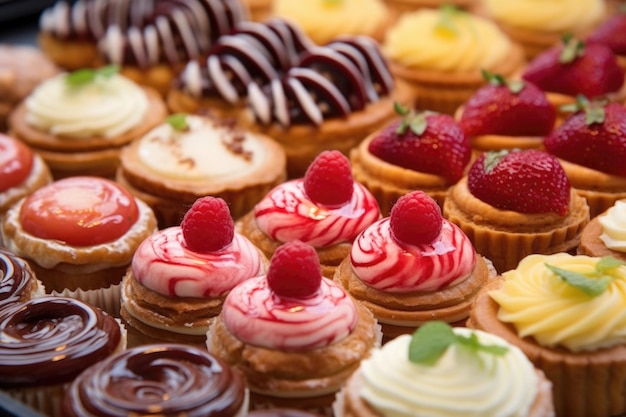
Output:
[
  {"xmin": 359, "ymin": 328, "xmax": 539, "ymax": 417},
  {"xmin": 25, "ymin": 73, "xmax": 148, "ymax": 139},
  {"xmin": 351, "ymin": 218, "xmax": 476, "ymax": 292},
  {"xmin": 222, "ymin": 275, "xmax": 357, "ymax": 351},
  {"xmin": 599, "ymin": 200, "xmax": 626, "ymax": 252},
  {"xmin": 132, "ymin": 227, "xmax": 265, "ymax": 298},
  {"xmin": 491, "ymin": 253, "xmax": 626, "ymax": 352},
  {"xmin": 253, "ymin": 179, "xmax": 380, "ymax": 248}
]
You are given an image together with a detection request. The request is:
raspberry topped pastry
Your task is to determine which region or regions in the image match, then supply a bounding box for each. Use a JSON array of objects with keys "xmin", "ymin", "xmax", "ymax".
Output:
[
  {"xmin": 121, "ymin": 196, "xmax": 268, "ymax": 347},
  {"xmin": 207, "ymin": 240, "xmax": 380, "ymax": 413},
  {"xmin": 352, "ymin": 103, "xmax": 471, "ymax": 215},
  {"xmin": 456, "ymin": 71, "xmax": 557, "ymax": 153},
  {"xmin": 444, "ymin": 149, "xmax": 590, "ymax": 273},
  {"xmin": 334, "ymin": 191, "xmax": 491, "ymax": 342},
  {"xmin": 237, "ymin": 150, "xmax": 381, "ymax": 278},
  {"xmin": 545, "ymin": 99, "xmax": 626, "ymax": 218}
]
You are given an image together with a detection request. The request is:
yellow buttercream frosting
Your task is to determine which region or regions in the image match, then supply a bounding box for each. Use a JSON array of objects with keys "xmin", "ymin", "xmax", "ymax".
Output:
[
  {"xmin": 482, "ymin": 0, "xmax": 605, "ymax": 32},
  {"xmin": 273, "ymin": 0, "xmax": 388, "ymax": 45},
  {"xmin": 383, "ymin": 8, "xmax": 512, "ymax": 72},
  {"xmin": 490, "ymin": 253, "xmax": 626, "ymax": 352},
  {"xmin": 25, "ymin": 72, "xmax": 148, "ymax": 139},
  {"xmin": 600, "ymin": 200, "xmax": 626, "ymax": 253}
]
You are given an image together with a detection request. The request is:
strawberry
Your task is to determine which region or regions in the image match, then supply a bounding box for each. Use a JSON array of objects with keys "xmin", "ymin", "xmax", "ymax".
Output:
[
  {"xmin": 266, "ymin": 240, "xmax": 322, "ymax": 298},
  {"xmin": 587, "ymin": 14, "xmax": 626, "ymax": 56},
  {"xmin": 303, "ymin": 150, "xmax": 353, "ymax": 207},
  {"xmin": 390, "ymin": 191, "xmax": 443, "ymax": 245},
  {"xmin": 544, "ymin": 100, "xmax": 626, "ymax": 177},
  {"xmin": 181, "ymin": 196, "xmax": 234, "ymax": 252},
  {"xmin": 368, "ymin": 103, "xmax": 471, "ymax": 184},
  {"xmin": 522, "ymin": 35, "xmax": 624, "ymax": 99},
  {"xmin": 460, "ymin": 70, "xmax": 556, "ymax": 137},
  {"xmin": 467, "ymin": 149, "xmax": 570, "ymax": 215}
]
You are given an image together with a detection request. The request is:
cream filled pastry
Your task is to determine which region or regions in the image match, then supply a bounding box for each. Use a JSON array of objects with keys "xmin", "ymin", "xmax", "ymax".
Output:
[
  {"xmin": 207, "ymin": 240, "xmax": 380, "ymax": 413},
  {"xmin": 117, "ymin": 113, "xmax": 286, "ymax": 227},
  {"xmin": 121, "ymin": 196, "xmax": 268, "ymax": 347},
  {"xmin": 335, "ymin": 191, "xmax": 491, "ymax": 342},
  {"xmin": 580, "ymin": 200, "xmax": 626, "ymax": 262},
  {"xmin": 8, "ymin": 67, "xmax": 166, "ymax": 179}
]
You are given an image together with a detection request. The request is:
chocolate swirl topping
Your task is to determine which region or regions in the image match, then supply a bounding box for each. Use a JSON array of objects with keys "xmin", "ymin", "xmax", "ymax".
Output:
[
  {"xmin": 0, "ymin": 249, "xmax": 35, "ymax": 309},
  {"xmin": 62, "ymin": 344, "xmax": 246, "ymax": 417},
  {"xmin": 0, "ymin": 297, "xmax": 122, "ymax": 388}
]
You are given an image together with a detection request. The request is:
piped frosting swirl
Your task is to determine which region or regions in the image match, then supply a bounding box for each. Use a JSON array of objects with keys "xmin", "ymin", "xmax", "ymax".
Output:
[{"xmin": 599, "ymin": 200, "xmax": 626, "ymax": 252}]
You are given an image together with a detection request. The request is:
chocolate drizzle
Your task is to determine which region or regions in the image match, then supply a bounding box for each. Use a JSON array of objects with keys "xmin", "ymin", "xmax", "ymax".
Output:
[{"xmin": 0, "ymin": 249, "xmax": 33, "ymax": 310}]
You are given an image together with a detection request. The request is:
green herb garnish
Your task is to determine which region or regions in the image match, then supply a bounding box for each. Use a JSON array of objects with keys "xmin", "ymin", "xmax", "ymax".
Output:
[
  {"xmin": 393, "ymin": 102, "xmax": 430, "ymax": 136},
  {"xmin": 546, "ymin": 256, "xmax": 625, "ymax": 297},
  {"xmin": 65, "ymin": 65, "xmax": 120, "ymax": 88},
  {"xmin": 408, "ymin": 321, "xmax": 508, "ymax": 365},
  {"xmin": 559, "ymin": 33, "xmax": 585, "ymax": 64},
  {"xmin": 166, "ymin": 113, "xmax": 189, "ymax": 131},
  {"xmin": 481, "ymin": 69, "xmax": 525, "ymax": 94},
  {"xmin": 435, "ymin": 4, "xmax": 463, "ymax": 37},
  {"xmin": 560, "ymin": 95, "xmax": 606, "ymax": 125}
]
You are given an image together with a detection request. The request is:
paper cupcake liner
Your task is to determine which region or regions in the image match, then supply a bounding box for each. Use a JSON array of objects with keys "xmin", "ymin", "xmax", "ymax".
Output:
[
  {"xmin": 4, "ymin": 384, "xmax": 66, "ymax": 417},
  {"xmin": 52, "ymin": 283, "xmax": 121, "ymax": 318}
]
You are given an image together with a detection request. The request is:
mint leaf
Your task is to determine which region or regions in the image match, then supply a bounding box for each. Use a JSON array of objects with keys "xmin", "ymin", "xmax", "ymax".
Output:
[
  {"xmin": 409, "ymin": 321, "xmax": 456, "ymax": 365},
  {"xmin": 166, "ymin": 113, "xmax": 189, "ymax": 131},
  {"xmin": 65, "ymin": 65, "xmax": 120, "ymax": 88},
  {"xmin": 596, "ymin": 256, "xmax": 626, "ymax": 274},
  {"xmin": 457, "ymin": 332, "xmax": 508, "ymax": 356},
  {"xmin": 546, "ymin": 263, "xmax": 613, "ymax": 296}
]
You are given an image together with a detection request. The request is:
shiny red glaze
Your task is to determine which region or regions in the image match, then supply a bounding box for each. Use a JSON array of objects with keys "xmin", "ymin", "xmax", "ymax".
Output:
[
  {"xmin": 0, "ymin": 134, "xmax": 33, "ymax": 192},
  {"xmin": 19, "ymin": 176, "xmax": 139, "ymax": 246}
]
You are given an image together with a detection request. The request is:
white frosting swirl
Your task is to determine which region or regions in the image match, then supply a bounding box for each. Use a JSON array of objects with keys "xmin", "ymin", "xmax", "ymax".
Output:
[
  {"xmin": 359, "ymin": 328, "xmax": 538, "ymax": 417},
  {"xmin": 25, "ymin": 73, "xmax": 148, "ymax": 139},
  {"xmin": 599, "ymin": 200, "xmax": 626, "ymax": 252}
]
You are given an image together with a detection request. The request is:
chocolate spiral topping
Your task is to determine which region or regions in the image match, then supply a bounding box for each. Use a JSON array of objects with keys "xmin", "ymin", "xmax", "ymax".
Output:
[
  {"xmin": 0, "ymin": 249, "xmax": 36, "ymax": 310},
  {"xmin": 62, "ymin": 344, "xmax": 247, "ymax": 417},
  {"xmin": 0, "ymin": 297, "xmax": 122, "ymax": 388}
]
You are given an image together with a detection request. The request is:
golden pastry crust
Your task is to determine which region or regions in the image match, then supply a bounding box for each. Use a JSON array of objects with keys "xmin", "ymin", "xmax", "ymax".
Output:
[
  {"xmin": 38, "ymin": 33, "xmax": 103, "ymax": 70},
  {"xmin": 444, "ymin": 177, "xmax": 590, "ymax": 273},
  {"xmin": 468, "ymin": 279, "xmax": 626, "ymax": 417},
  {"xmin": 577, "ymin": 210, "xmax": 626, "ymax": 261}
]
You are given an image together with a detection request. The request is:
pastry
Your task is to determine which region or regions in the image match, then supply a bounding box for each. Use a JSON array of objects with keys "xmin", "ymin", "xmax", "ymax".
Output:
[
  {"xmin": 334, "ymin": 321, "xmax": 555, "ymax": 417},
  {"xmin": 468, "ymin": 253, "xmax": 626, "ymax": 417},
  {"xmin": 1, "ymin": 176, "xmax": 157, "ymax": 316},
  {"xmin": 0, "ymin": 296, "xmax": 126, "ymax": 417},
  {"xmin": 383, "ymin": 6, "xmax": 526, "ymax": 115},
  {"xmin": 334, "ymin": 191, "xmax": 491, "ymax": 343},
  {"xmin": 443, "ymin": 149, "xmax": 590, "ymax": 273},
  {"xmin": 579, "ymin": 200, "xmax": 626, "ymax": 261},
  {"xmin": 351, "ymin": 102, "xmax": 471, "ymax": 215},
  {"xmin": 8, "ymin": 67, "xmax": 167, "ymax": 179},
  {"xmin": 207, "ymin": 240, "xmax": 381, "ymax": 413},
  {"xmin": 237, "ymin": 150, "xmax": 381, "ymax": 279},
  {"xmin": 0, "ymin": 249, "xmax": 45, "ymax": 311},
  {"xmin": 120, "ymin": 196, "xmax": 268, "ymax": 348},
  {"xmin": 38, "ymin": 0, "xmax": 248, "ymax": 95},
  {"xmin": 544, "ymin": 100, "xmax": 626, "ymax": 218},
  {"xmin": 62, "ymin": 343, "xmax": 249, "ymax": 417},
  {"xmin": 116, "ymin": 113, "xmax": 287, "ymax": 227}
]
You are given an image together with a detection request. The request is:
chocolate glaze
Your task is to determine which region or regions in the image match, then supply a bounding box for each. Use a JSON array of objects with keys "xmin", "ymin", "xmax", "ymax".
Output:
[
  {"xmin": 0, "ymin": 249, "xmax": 35, "ymax": 310},
  {"xmin": 62, "ymin": 344, "xmax": 246, "ymax": 417},
  {"xmin": 0, "ymin": 296, "xmax": 121, "ymax": 388},
  {"xmin": 248, "ymin": 409, "xmax": 325, "ymax": 417}
]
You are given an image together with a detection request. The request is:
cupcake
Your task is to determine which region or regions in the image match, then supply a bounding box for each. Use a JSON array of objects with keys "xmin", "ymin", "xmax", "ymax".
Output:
[
  {"xmin": 0, "ymin": 296, "xmax": 126, "ymax": 417},
  {"xmin": 469, "ymin": 253, "xmax": 626, "ymax": 417},
  {"xmin": 8, "ymin": 66, "xmax": 167, "ymax": 179},
  {"xmin": 116, "ymin": 113, "xmax": 287, "ymax": 228},
  {"xmin": 579, "ymin": 200, "xmax": 626, "ymax": 261},
  {"xmin": 476, "ymin": 0, "xmax": 606, "ymax": 59},
  {"xmin": 62, "ymin": 343, "xmax": 249, "ymax": 417},
  {"xmin": 120, "ymin": 196, "xmax": 268, "ymax": 348},
  {"xmin": 207, "ymin": 240, "xmax": 381, "ymax": 413},
  {"xmin": 443, "ymin": 149, "xmax": 590, "ymax": 273},
  {"xmin": 334, "ymin": 191, "xmax": 491, "ymax": 343},
  {"xmin": 0, "ymin": 249, "xmax": 45, "ymax": 311},
  {"xmin": 351, "ymin": 102, "xmax": 471, "ymax": 215},
  {"xmin": 544, "ymin": 100, "xmax": 626, "ymax": 218},
  {"xmin": 1, "ymin": 176, "xmax": 158, "ymax": 316},
  {"xmin": 237, "ymin": 150, "xmax": 381, "ymax": 279},
  {"xmin": 334, "ymin": 321, "xmax": 555, "ymax": 417},
  {"xmin": 383, "ymin": 6, "xmax": 526, "ymax": 115}
]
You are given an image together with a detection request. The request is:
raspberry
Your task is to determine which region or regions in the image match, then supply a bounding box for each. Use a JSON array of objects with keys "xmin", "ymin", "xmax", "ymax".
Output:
[
  {"xmin": 303, "ymin": 150, "xmax": 354, "ymax": 207},
  {"xmin": 181, "ymin": 196, "xmax": 234, "ymax": 252},
  {"xmin": 267, "ymin": 241, "xmax": 322, "ymax": 298},
  {"xmin": 390, "ymin": 191, "xmax": 443, "ymax": 245}
]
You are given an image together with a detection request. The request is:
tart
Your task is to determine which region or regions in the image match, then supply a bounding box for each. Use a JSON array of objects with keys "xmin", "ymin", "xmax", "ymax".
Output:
[
  {"xmin": 578, "ymin": 200, "xmax": 626, "ymax": 261},
  {"xmin": 0, "ymin": 249, "xmax": 45, "ymax": 311}
]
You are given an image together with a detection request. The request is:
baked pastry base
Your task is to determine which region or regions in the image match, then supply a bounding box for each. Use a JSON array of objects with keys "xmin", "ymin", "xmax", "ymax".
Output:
[
  {"xmin": 38, "ymin": 33, "xmax": 102, "ymax": 70},
  {"xmin": 577, "ymin": 211, "xmax": 626, "ymax": 262},
  {"xmin": 166, "ymin": 89, "xmax": 247, "ymax": 121},
  {"xmin": 0, "ymin": 154, "xmax": 52, "ymax": 214}
]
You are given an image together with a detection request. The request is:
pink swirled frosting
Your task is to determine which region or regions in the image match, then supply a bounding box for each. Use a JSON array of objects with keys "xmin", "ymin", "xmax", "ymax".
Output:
[
  {"xmin": 222, "ymin": 275, "xmax": 357, "ymax": 350},
  {"xmin": 351, "ymin": 218, "xmax": 476, "ymax": 292},
  {"xmin": 253, "ymin": 179, "xmax": 381, "ymax": 248},
  {"xmin": 132, "ymin": 227, "xmax": 265, "ymax": 298}
]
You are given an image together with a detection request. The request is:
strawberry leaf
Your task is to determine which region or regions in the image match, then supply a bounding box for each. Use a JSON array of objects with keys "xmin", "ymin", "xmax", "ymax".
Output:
[
  {"xmin": 483, "ymin": 149, "xmax": 509, "ymax": 173},
  {"xmin": 507, "ymin": 80, "xmax": 525, "ymax": 94},
  {"xmin": 409, "ymin": 114, "xmax": 428, "ymax": 136},
  {"xmin": 559, "ymin": 34, "xmax": 585, "ymax": 64},
  {"xmin": 393, "ymin": 101, "xmax": 410, "ymax": 116}
]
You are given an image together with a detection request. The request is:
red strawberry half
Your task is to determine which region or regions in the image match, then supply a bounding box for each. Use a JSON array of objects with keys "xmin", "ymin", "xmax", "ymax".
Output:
[
  {"xmin": 181, "ymin": 196, "xmax": 235, "ymax": 252},
  {"xmin": 368, "ymin": 103, "xmax": 471, "ymax": 184},
  {"xmin": 303, "ymin": 150, "xmax": 354, "ymax": 207},
  {"xmin": 544, "ymin": 100, "xmax": 626, "ymax": 177},
  {"xmin": 266, "ymin": 240, "xmax": 322, "ymax": 298},
  {"xmin": 460, "ymin": 70, "xmax": 556, "ymax": 137},
  {"xmin": 467, "ymin": 149, "xmax": 570, "ymax": 215}
]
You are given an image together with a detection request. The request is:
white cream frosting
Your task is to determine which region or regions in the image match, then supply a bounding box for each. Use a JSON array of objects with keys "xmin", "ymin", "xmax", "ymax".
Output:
[
  {"xmin": 359, "ymin": 328, "xmax": 538, "ymax": 417},
  {"xmin": 25, "ymin": 72, "xmax": 148, "ymax": 139},
  {"xmin": 599, "ymin": 200, "xmax": 626, "ymax": 252}
]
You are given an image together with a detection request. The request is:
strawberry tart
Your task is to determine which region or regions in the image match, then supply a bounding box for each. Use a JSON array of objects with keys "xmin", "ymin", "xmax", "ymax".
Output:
[
  {"xmin": 120, "ymin": 196, "xmax": 268, "ymax": 347},
  {"xmin": 334, "ymin": 191, "xmax": 491, "ymax": 343},
  {"xmin": 579, "ymin": 200, "xmax": 626, "ymax": 262},
  {"xmin": 237, "ymin": 150, "xmax": 381, "ymax": 279},
  {"xmin": 351, "ymin": 103, "xmax": 472, "ymax": 215},
  {"xmin": 207, "ymin": 240, "xmax": 380, "ymax": 413},
  {"xmin": 444, "ymin": 149, "xmax": 590, "ymax": 273}
]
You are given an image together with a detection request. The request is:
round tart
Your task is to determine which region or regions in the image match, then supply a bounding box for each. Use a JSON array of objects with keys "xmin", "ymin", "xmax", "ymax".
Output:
[
  {"xmin": 0, "ymin": 249, "xmax": 45, "ymax": 310},
  {"xmin": 578, "ymin": 199, "xmax": 626, "ymax": 261}
]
